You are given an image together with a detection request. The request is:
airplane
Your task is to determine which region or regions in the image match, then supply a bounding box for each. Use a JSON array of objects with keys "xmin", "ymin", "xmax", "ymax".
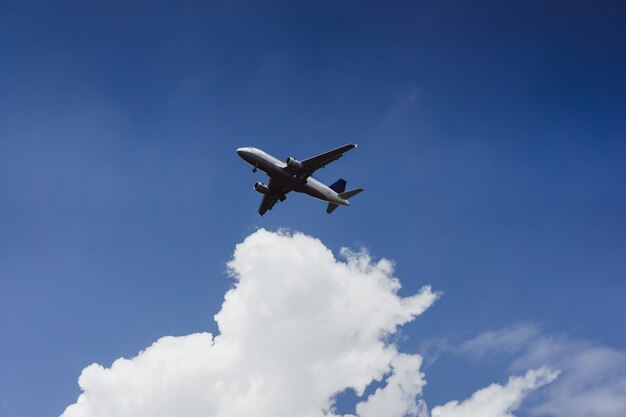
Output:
[{"xmin": 236, "ymin": 144, "xmax": 363, "ymax": 216}]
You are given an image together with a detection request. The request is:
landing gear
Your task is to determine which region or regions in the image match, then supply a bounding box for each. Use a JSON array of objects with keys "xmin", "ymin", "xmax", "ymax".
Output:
[
  {"xmin": 278, "ymin": 194, "xmax": 286, "ymax": 202},
  {"xmin": 252, "ymin": 164, "xmax": 258, "ymax": 173}
]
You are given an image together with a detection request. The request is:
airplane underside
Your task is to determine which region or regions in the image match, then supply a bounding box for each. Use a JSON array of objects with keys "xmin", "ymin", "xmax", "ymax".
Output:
[{"xmin": 237, "ymin": 144, "xmax": 363, "ymax": 215}]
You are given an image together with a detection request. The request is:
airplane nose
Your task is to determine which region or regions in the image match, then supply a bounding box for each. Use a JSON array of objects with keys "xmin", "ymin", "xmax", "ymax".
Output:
[{"xmin": 237, "ymin": 148, "xmax": 246, "ymax": 157}]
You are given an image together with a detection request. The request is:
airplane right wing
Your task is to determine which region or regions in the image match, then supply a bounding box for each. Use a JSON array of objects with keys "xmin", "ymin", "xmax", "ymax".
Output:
[
  {"xmin": 258, "ymin": 179, "xmax": 290, "ymax": 216},
  {"xmin": 258, "ymin": 192, "xmax": 279, "ymax": 216}
]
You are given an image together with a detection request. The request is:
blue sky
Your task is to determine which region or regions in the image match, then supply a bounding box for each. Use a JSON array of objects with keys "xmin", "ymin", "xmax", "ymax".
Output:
[{"xmin": 1, "ymin": 1, "xmax": 625, "ymax": 416}]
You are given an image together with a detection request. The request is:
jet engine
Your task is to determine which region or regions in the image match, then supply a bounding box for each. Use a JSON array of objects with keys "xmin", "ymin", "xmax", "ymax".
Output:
[
  {"xmin": 254, "ymin": 182, "xmax": 270, "ymax": 194},
  {"xmin": 285, "ymin": 157, "xmax": 303, "ymax": 172}
]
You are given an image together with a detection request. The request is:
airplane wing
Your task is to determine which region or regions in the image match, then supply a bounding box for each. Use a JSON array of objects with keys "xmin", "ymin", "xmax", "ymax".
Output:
[
  {"xmin": 258, "ymin": 179, "xmax": 290, "ymax": 216},
  {"xmin": 299, "ymin": 144, "xmax": 357, "ymax": 177},
  {"xmin": 258, "ymin": 193, "xmax": 279, "ymax": 216}
]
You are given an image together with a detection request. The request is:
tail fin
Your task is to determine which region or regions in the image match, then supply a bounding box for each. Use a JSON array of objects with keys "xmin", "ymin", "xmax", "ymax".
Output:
[
  {"xmin": 329, "ymin": 179, "xmax": 347, "ymax": 193},
  {"xmin": 327, "ymin": 188, "xmax": 364, "ymax": 214},
  {"xmin": 338, "ymin": 188, "xmax": 364, "ymax": 200}
]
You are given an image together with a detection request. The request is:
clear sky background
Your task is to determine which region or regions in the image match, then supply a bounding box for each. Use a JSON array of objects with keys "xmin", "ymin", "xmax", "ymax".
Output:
[{"xmin": 1, "ymin": 1, "xmax": 625, "ymax": 416}]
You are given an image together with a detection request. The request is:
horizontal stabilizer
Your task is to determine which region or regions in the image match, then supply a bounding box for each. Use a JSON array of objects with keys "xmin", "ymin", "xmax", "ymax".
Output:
[
  {"xmin": 326, "ymin": 203, "xmax": 339, "ymax": 214},
  {"xmin": 338, "ymin": 188, "xmax": 364, "ymax": 200}
]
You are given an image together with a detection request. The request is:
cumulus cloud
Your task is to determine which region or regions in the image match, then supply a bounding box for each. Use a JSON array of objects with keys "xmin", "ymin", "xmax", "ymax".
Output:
[
  {"xmin": 458, "ymin": 324, "xmax": 626, "ymax": 417},
  {"xmin": 61, "ymin": 230, "xmax": 560, "ymax": 417},
  {"xmin": 62, "ymin": 229, "xmax": 439, "ymax": 417},
  {"xmin": 351, "ymin": 354, "xmax": 429, "ymax": 417}
]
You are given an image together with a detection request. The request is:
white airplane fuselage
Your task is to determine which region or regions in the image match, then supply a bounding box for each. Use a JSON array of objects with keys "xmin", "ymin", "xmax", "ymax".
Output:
[{"xmin": 236, "ymin": 147, "xmax": 350, "ymax": 206}]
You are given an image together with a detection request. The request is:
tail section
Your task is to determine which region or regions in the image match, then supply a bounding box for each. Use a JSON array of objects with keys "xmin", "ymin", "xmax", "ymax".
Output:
[
  {"xmin": 326, "ymin": 203, "xmax": 340, "ymax": 214},
  {"xmin": 338, "ymin": 188, "xmax": 364, "ymax": 200},
  {"xmin": 327, "ymin": 187, "xmax": 364, "ymax": 214},
  {"xmin": 329, "ymin": 179, "xmax": 347, "ymax": 193}
]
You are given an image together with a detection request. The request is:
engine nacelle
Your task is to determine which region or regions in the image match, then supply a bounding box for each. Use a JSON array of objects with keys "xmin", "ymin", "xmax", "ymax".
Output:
[
  {"xmin": 254, "ymin": 182, "xmax": 270, "ymax": 194},
  {"xmin": 285, "ymin": 157, "xmax": 303, "ymax": 172}
]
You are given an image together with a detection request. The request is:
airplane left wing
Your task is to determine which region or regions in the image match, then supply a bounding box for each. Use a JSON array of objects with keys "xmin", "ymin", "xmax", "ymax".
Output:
[{"xmin": 299, "ymin": 144, "xmax": 357, "ymax": 177}]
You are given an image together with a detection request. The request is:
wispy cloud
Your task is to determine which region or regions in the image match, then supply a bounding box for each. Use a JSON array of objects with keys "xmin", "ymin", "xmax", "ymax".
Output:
[
  {"xmin": 432, "ymin": 367, "xmax": 559, "ymax": 417},
  {"xmin": 457, "ymin": 323, "xmax": 626, "ymax": 417}
]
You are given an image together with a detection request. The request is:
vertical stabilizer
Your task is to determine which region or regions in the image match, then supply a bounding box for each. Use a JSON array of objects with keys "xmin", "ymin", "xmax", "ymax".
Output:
[{"xmin": 329, "ymin": 179, "xmax": 347, "ymax": 193}]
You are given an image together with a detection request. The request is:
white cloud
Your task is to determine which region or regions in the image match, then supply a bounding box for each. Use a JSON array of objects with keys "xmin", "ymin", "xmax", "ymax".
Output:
[
  {"xmin": 61, "ymin": 230, "xmax": 566, "ymax": 417},
  {"xmin": 458, "ymin": 324, "xmax": 626, "ymax": 417},
  {"xmin": 353, "ymin": 354, "xmax": 429, "ymax": 417},
  {"xmin": 457, "ymin": 323, "xmax": 541, "ymax": 359},
  {"xmin": 61, "ymin": 229, "xmax": 439, "ymax": 417},
  {"xmin": 431, "ymin": 367, "xmax": 559, "ymax": 417}
]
